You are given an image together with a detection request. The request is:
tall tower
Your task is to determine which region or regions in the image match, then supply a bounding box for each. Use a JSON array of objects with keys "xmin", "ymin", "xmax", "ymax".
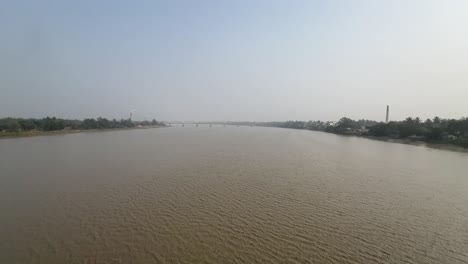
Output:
[{"xmin": 385, "ymin": 105, "xmax": 389, "ymax": 123}]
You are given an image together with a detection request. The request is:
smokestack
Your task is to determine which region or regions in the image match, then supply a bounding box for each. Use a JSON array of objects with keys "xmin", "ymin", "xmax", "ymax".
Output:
[{"xmin": 386, "ymin": 105, "xmax": 389, "ymax": 123}]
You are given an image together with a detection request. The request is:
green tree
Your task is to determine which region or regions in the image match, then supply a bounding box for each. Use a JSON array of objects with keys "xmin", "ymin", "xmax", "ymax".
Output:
[
  {"xmin": 334, "ymin": 117, "xmax": 357, "ymax": 133},
  {"xmin": 5, "ymin": 119, "xmax": 21, "ymax": 132}
]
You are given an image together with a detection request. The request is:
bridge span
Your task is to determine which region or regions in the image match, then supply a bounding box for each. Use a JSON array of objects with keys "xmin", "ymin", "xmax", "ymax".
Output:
[{"xmin": 164, "ymin": 121, "xmax": 253, "ymax": 127}]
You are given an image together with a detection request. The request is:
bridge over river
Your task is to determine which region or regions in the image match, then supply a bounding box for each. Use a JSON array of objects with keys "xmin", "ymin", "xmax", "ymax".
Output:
[{"xmin": 164, "ymin": 121, "xmax": 254, "ymax": 127}]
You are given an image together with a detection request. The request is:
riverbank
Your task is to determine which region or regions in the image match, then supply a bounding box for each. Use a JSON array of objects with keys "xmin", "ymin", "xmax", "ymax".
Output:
[
  {"xmin": 363, "ymin": 135, "xmax": 468, "ymax": 152},
  {"xmin": 0, "ymin": 126, "xmax": 165, "ymax": 139},
  {"xmin": 265, "ymin": 126, "xmax": 468, "ymax": 152}
]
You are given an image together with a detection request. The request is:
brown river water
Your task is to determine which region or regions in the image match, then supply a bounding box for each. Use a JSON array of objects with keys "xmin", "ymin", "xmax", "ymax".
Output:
[{"xmin": 1, "ymin": 126, "xmax": 467, "ymax": 263}]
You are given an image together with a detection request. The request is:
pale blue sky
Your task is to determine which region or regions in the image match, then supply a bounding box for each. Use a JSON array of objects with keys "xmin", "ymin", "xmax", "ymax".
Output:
[{"xmin": 1, "ymin": 0, "xmax": 467, "ymax": 121}]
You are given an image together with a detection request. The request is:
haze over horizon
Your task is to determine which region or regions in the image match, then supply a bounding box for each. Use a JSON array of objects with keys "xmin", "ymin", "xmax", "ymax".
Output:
[{"xmin": 1, "ymin": 0, "xmax": 467, "ymax": 122}]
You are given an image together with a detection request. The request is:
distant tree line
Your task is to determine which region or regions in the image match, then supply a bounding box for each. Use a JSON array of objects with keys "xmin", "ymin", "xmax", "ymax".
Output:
[
  {"xmin": 367, "ymin": 117, "xmax": 468, "ymax": 147},
  {"xmin": 260, "ymin": 117, "xmax": 468, "ymax": 148},
  {"xmin": 258, "ymin": 119, "xmax": 377, "ymax": 131},
  {"xmin": 0, "ymin": 117, "xmax": 165, "ymax": 132}
]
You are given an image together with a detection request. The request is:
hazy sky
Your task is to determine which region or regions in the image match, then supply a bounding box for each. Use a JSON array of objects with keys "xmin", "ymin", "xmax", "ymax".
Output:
[{"xmin": 1, "ymin": 0, "xmax": 467, "ymax": 121}]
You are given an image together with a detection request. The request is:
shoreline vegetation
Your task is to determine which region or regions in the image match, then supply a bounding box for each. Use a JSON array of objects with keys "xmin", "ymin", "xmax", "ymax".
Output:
[
  {"xmin": 253, "ymin": 117, "xmax": 468, "ymax": 150},
  {"xmin": 2, "ymin": 116, "xmax": 468, "ymax": 150},
  {"xmin": 225, "ymin": 117, "xmax": 468, "ymax": 150},
  {"xmin": 0, "ymin": 117, "xmax": 166, "ymax": 139}
]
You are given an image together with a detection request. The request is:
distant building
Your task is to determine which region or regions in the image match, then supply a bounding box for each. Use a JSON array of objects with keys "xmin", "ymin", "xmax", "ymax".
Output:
[
  {"xmin": 442, "ymin": 133, "xmax": 457, "ymax": 141},
  {"xmin": 360, "ymin": 126, "xmax": 369, "ymax": 133}
]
